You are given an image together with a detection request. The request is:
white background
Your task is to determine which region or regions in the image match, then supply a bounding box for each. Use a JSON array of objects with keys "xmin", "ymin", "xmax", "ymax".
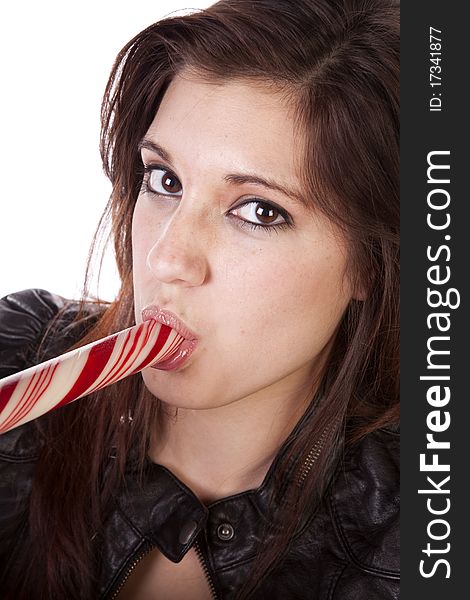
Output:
[{"xmin": 0, "ymin": 0, "xmax": 214, "ymax": 302}]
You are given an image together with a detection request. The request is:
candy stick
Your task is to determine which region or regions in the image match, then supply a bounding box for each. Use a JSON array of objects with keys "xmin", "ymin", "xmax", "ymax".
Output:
[{"xmin": 0, "ymin": 319, "xmax": 184, "ymax": 434}]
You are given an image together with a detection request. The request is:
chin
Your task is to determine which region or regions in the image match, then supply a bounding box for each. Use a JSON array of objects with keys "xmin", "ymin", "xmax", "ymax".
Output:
[{"xmin": 140, "ymin": 371, "xmax": 210, "ymax": 409}]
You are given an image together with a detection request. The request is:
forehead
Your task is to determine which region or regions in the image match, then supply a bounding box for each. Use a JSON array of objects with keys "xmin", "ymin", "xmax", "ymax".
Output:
[{"xmin": 145, "ymin": 74, "xmax": 304, "ymax": 184}]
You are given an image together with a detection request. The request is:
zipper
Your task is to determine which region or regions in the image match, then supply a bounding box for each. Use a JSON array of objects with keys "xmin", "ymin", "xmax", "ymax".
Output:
[
  {"xmin": 109, "ymin": 541, "xmax": 153, "ymax": 599},
  {"xmin": 296, "ymin": 426, "xmax": 329, "ymax": 487},
  {"xmin": 194, "ymin": 539, "xmax": 219, "ymax": 600}
]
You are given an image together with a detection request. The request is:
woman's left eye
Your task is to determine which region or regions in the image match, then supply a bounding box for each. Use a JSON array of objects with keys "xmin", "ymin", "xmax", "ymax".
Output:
[
  {"xmin": 229, "ymin": 200, "xmax": 292, "ymax": 231},
  {"xmin": 145, "ymin": 167, "xmax": 182, "ymax": 196}
]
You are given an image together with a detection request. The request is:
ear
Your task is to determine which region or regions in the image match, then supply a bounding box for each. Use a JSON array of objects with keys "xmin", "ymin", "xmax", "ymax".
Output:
[
  {"xmin": 352, "ymin": 286, "xmax": 368, "ymax": 301},
  {"xmin": 348, "ymin": 271, "xmax": 369, "ymax": 302}
]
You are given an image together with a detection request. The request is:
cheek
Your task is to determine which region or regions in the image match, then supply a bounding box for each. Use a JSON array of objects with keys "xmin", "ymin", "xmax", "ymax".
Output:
[
  {"xmin": 131, "ymin": 201, "xmax": 156, "ymax": 312},
  {"xmin": 227, "ymin": 250, "xmax": 351, "ymax": 353},
  {"xmin": 236, "ymin": 249, "xmax": 333, "ymax": 313},
  {"xmin": 132, "ymin": 201, "xmax": 155, "ymax": 277},
  {"xmin": 132, "ymin": 201, "xmax": 147, "ymax": 254},
  {"xmin": 131, "ymin": 203, "xmax": 142, "ymax": 263}
]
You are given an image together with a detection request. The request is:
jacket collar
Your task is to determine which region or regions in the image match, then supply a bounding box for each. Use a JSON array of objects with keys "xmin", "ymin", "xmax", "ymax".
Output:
[{"xmin": 117, "ymin": 401, "xmax": 319, "ymax": 563}]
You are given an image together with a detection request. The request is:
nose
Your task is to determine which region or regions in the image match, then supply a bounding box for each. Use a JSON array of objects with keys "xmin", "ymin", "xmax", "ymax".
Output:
[{"xmin": 145, "ymin": 208, "xmax": 210, "ymax": 287}]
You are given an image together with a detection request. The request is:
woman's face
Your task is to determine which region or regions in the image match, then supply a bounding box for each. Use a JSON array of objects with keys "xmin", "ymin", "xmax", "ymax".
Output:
[{"xmin": 132, "ymin": 73, "xmax": 355, "ymax": 411}]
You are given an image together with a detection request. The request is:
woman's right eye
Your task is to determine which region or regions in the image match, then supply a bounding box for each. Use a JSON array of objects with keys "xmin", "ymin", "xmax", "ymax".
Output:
[{"xmin": 144, "ymin": 166, "xmax": 183, "ymax": 196}]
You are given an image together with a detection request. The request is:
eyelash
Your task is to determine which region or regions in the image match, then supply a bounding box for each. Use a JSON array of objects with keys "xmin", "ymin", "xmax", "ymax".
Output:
[{"xmin": 141, "ymin": 164, "xmax": 294, "ymax": 235}]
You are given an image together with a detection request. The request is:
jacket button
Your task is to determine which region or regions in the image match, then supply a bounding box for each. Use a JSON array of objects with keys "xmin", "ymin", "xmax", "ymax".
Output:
[
  {"xmin": 178, "ymin": 520, "xmax": 198, "ymax": 545},
  {"xmin": 217, "ymin": 523, "xmax": 234, "ymax": 541}
]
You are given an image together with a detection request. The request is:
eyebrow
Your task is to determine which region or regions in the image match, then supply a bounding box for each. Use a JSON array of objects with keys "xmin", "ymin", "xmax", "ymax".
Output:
[
  {"xmin": 138, "ymin": 139, "xmax": 173, "ymax": 164},
  {"xmin": 138, "ymin": 138, "xmax": 310, "ymax": 209}
]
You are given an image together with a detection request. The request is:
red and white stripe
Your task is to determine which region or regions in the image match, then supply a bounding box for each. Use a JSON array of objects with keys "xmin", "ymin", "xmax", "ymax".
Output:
[{"xmin": 0, "ymin": 319, "xmax": 183, "ymax": 434}]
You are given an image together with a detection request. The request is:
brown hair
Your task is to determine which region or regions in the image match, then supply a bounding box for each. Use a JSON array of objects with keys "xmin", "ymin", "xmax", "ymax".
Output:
[{"xmin": 9, "ymin": 0, "xmax": 399, "ymax": 597}]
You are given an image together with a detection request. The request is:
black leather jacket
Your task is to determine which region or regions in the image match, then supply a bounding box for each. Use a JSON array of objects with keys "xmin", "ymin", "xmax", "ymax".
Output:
[{"xmin": 0, "ymin": 289, "xmax": 400, "ymax": 599}]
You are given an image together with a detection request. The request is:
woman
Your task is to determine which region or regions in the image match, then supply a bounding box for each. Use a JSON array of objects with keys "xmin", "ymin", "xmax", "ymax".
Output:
[{"xmin": 0, "ymin": 0, "xmax": 399, "ymax": 598}]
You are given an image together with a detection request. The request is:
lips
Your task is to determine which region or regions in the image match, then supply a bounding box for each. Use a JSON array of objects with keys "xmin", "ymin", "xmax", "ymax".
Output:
[{"xmin": 141, "ymin": 306, "xmax": 199, "ymax": 371}]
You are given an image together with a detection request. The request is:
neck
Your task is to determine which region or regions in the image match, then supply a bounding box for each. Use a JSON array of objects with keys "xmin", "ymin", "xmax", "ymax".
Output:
[{"xmin": 149, "ymin": 374, "xmax": 317, "ymax": 504}]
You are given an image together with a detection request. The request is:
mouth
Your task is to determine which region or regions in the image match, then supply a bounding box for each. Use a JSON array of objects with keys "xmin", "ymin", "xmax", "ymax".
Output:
[{"xmin": 142, "ymin": 306, "xmax": 199, "ymax": 371}]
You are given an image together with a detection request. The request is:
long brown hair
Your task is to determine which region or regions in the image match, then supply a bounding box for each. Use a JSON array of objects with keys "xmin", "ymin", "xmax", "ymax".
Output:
[{"xmin": 8, "ymin": 0, "xmax": 399, "ymax": 597}]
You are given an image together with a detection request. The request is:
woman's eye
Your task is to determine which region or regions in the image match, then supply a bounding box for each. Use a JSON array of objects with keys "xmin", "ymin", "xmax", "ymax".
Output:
[
  {"xmin": 230, "ymin": 200, "xmax": 288, "ymax": 228},
  {"xmin": 145, "ymin": 167, "xmax": 182, "ymax": 196}
]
